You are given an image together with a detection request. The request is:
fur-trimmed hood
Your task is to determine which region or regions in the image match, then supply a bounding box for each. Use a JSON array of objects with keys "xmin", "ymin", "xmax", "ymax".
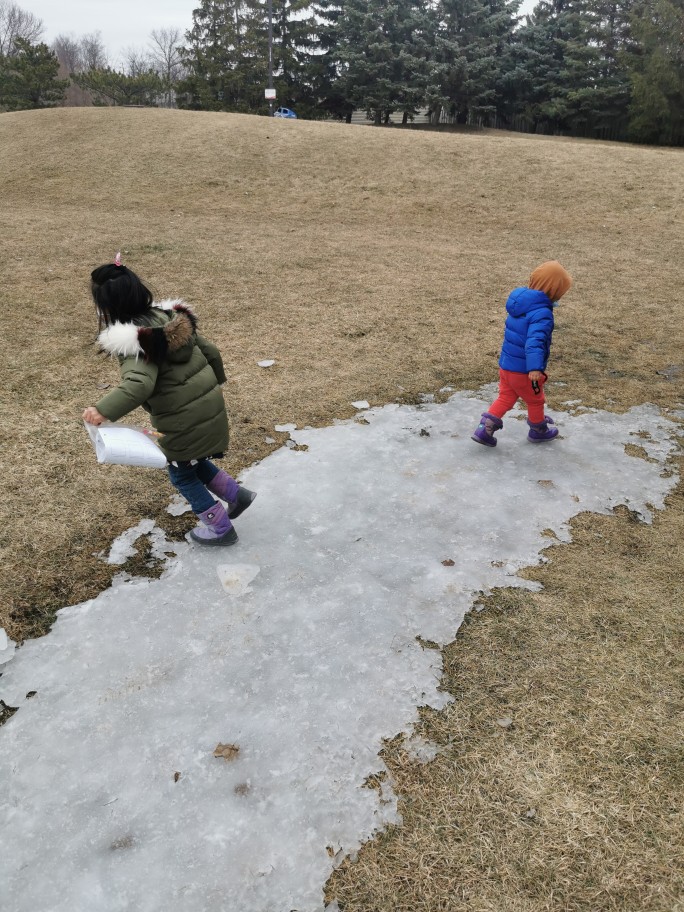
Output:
[{"xmin": 98, "ymin": 299, "xmax": 198, "ymax": 364}]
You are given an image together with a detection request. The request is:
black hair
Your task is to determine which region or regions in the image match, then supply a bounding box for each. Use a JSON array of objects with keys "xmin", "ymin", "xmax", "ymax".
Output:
[{"xmin": 91, "ymin": 262, "xmax": 154, "ymax": 328}]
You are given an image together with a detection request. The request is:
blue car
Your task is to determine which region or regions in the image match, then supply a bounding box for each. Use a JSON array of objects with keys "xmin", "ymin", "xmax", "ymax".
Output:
[{"xmin": 274, "ymin": 106, "xmax": 297, "ymax": 119}]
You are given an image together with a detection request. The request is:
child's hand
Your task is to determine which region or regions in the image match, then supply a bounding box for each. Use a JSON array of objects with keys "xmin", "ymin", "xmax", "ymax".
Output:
[
  {"xmin": 528, "ymin": 371, "xmax": 544, "ymax": 381},
  {"xmin": 82, "ymin": 407, "xmax": 106, "ymax": 425}
]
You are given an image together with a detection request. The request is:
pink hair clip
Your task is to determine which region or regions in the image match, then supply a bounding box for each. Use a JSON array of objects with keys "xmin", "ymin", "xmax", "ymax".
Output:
[{"xmin": 114, "ymin": 252, "xmax": 122, "ymax": 266}]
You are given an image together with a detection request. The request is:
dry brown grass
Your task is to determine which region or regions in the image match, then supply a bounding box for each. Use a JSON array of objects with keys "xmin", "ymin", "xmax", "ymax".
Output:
[
  {"xmin": 0, "ymin": 108, "xmax": 682, "ymax": 908},
  {"xmin": 328, "ymin": 487, "xmax": 684, "ymax": 911}
]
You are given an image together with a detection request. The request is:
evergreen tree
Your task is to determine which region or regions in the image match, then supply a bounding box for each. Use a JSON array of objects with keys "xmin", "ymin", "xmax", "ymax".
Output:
[
  {"xmin": 560, "ymin": 0, "xmax": 634, "ymax": 136},
  {"xmin": 626, "ymin": 0, "xmax": 684, "ymax": 143},
  {"xmin": 272, "ymin": 0, "xmax": 318, "ymax": 113},
  {"xmin": 0, "ymin": 37, "xmax": 67, "ymax": 110},
  {"xmin": 178, "ymin": 0, "xmax": 269, "ymax": 112},
  {"xmin": 512, "ymin": 0, "xmax": 635, "ymax": 138},
  {"xmin": 71, "ymin": 66, "xmax": 164, "ymax": 106},
  {"xmin": 310, "ymin": 1, "xmax": 354, "ymax": 119},
  {"xmin": 511, "ymin": 0, "xmax": 589, "ymax": 133},
  {"xmin": 429, "ymin": 0, "xmax": 520, "ymax": 124},
  {"xmin": 334, "ymin": 0, "xmax": 434, "ymax": 124}
]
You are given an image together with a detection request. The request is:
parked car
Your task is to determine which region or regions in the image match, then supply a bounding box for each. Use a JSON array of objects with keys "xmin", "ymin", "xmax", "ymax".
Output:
[{"xmin": 273, "ymin": 107, "xmax": 297, "ymax": 119}]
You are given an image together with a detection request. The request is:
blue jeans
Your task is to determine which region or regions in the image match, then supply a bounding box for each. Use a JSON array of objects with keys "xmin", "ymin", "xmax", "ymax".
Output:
[{"xmin": 167, "ymin": 459, "xmax": 220, "ymax": 515}]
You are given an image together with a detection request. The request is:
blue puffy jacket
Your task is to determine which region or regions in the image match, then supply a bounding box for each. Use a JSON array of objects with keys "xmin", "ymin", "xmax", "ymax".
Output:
[{"xmin": 498, "ymin": 287, "xmax": 555, "ymax": 373}]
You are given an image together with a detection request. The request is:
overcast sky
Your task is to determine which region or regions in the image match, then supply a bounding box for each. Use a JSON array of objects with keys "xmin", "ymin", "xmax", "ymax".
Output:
[
  {"xmin": 24, "ymin": 0, "xmax": 537, "ymax": 66},
  {"xmin": 24, "ymin": 0, "xmax": 198, "ymax": 63}
]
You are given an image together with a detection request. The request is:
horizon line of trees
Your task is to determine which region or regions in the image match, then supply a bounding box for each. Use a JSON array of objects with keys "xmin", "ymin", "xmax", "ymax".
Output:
[{"xmin": 1, "ymin": 0, "xmax": 682, "ymax": 147}]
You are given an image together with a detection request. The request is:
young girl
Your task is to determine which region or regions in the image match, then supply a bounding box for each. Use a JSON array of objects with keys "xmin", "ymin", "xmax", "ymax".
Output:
[
  {"xmin": 471, "ymin": 260, "xmax": 573, "ymax": 447},
  {"xmin": 82, "ymin": 255, "xmax": 255, "ymax": 545}
]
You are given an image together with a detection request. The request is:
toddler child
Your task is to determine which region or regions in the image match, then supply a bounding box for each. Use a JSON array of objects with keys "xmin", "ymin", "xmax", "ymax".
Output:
[
  {"xmin": 472, "ymin": 260, "xmax": 573, "ymax": 447},
  {"xmin": 82, "ymin": 255, "xmax": 255, "ymax": 545}
]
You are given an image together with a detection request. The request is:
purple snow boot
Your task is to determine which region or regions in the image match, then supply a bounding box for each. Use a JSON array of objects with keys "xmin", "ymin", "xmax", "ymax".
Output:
[
  {"xmin": 527, "ymin": 415, "xmax": 559, "ymax": 443},
  {"xmin": 190, "ymin": 502, "xmax": 238, "ymax": 546},
  {"xmin": 207, "ymin": 470, "xmax": 257, "ymax": 520},
  {"xmin": 471, "ymin": 412, "xmax": 504, "ymax": 447}
]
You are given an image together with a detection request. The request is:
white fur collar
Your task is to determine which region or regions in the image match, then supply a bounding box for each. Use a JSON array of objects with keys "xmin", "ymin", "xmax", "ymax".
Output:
[
  {"xmin": 155, "ymin": 298, "xmax": 186, "ymax": 311},
  {"xmin": 97, "ymin": 300, "xmax": 190, "ymax": 357},
  {"xmin": 98, "ymin": 322, "xmax": 141, "ymax": 357}
]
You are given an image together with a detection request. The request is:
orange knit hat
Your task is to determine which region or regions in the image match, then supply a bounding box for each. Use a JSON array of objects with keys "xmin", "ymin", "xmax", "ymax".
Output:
[{"xmin": 528, "ymin": 261, "xmax": 573, "ymax": 302}]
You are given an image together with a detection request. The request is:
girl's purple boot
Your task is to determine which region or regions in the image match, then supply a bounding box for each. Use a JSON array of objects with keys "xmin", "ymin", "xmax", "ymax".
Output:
[
  {"xmin": 527, "ymin": 415, "xmax": 559, "ymax": 442},
  {"xmin": 207, "ymin": 470, "xmax": 257, "ymax": 519},
  {"xmin": 471, "ymin": 412, "xmax": 503, "ymax": 447},
  {"xmin": 190, "ymin": 502, "xmax": 238, "ymax": 546}
]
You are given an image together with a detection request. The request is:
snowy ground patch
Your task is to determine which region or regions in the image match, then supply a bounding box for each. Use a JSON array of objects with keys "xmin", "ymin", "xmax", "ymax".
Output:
[{"xmin": 0, "ymin": 391, "xmax": 679, "ymax": 912}]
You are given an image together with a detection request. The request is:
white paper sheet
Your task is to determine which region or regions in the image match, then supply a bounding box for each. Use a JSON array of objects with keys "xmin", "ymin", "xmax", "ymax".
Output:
[{"xmin": 85, "ymin": 423, "xmax": 167, "ymax": 469}]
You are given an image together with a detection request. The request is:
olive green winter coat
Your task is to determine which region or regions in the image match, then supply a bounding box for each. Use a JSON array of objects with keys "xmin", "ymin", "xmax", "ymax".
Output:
[{"xmin": 95, "ymin": 301, "xmax": 229, "ymax": 462}]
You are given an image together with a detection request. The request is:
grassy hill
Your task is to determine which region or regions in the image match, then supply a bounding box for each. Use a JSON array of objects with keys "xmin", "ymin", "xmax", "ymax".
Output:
[{"xmin": 1, "ymin": 107, "xmax": 682, "ymax": 909}]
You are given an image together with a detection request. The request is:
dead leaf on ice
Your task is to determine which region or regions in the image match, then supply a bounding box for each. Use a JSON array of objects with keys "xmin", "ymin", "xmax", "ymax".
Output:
[
  {"xmin": 214, "ymin": 742, "xmax": 240, "ymax": 761},
  {"xmin": 441, "ymin": 559, "xmax": 455, "ymax": 567}
]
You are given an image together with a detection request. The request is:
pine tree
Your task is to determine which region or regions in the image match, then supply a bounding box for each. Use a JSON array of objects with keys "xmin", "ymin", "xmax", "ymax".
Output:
[
  {"xmin": 512, "ymin": 0, "xmax": 590, "ymax": 134},
  {"xmin": 310, "ymin": 0, "xmax": 351, "ymax": 118},
  {"xmin": 178, "ymin": 0, "xmax": 268, "ymax": 112},
  {"xmin": 0, "ymin": 37, "xmax": 67, "ymax": 110},
  {"xmin": 272, "ymin": 0, "xmax": 317, "ymax": 112},
  {"xmin": 626, "ymin": 0, "xmax": 684, "ymax": 143},
  {"xmin": 333, "ymin": 0, "xmax": 434, "ymax": 124},
  {"xmin": 511, "ymin": 0, "xmax": 635, "ymax": 138},
  {"xmin": 429, "ymin": 0, "xmax": 520, "ymax": 124},
  {"xmin": 71, "ymin": 67, "xmax": 164, "ymax": 106}
]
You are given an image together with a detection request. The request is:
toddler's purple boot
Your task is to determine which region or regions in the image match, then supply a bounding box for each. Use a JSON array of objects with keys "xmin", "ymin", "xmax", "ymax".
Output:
[
  {"xmin": 190, "ymin": 502, "xmax": 238, "ymax": 546},
  {"xmin": 207, "ymin": 470, "xmax": 257, "ymax": 519},
  {"xmin": 471, "ymin": 412, "xmax": 503, "ymax": 447},
  {"xmin": 527, "ymin": 415, "xmax": 559, "ymax": 443}
]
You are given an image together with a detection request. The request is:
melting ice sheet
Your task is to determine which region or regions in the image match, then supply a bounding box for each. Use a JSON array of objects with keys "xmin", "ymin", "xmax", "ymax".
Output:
[{"xmin": 0, "ymin": 392, "xmax": 679, "ymax": 912}]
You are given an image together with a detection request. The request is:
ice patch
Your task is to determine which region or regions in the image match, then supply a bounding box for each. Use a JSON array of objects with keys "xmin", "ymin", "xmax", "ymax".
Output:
[
  {"xmin": 105, "ymin": 519, "xmax": 179, "ymax": 565},
  {"xmin": 0, "ymin": 393, "xmax": 678, "ymax": 912},
  {"xmin": 351, "ymin": 400, "xmax": 370, "ymax": 410}
]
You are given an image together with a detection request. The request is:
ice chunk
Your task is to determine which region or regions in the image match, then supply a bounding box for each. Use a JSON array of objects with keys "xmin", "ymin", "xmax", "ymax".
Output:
[
  {"xmin": 167, "ymin": 495, "xmax": 192, "ymax": 516},
  {"xmin": 0, "ymin": 628, "xmax": 15, "ymax": 666},
  {"xmin": 216, "ymin": 563, "xmax": 261, "ymax": 596}
]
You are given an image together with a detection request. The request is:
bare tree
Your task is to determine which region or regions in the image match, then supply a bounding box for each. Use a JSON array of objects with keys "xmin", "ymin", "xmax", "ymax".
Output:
[
  {"xmin": 79, "ymin": 31, "xmax": 108, "ymax": 70},
  {"xmin": 52, "ymin": 33, "xmax": 90, "ymax": 106},
  {"xmin": 122, "ymin": 46, "xmax": 152, "ymax": 78},
  {"xmin": 148, "ymin": 27, "xmax": 185, "ymax": 107},
  {"xmin": 52, "ymin": 34, "xmax": 82, "ymax": 73},
  {"xmin": 0, "ymin": 0, "xmax": 43, "ymax": 56},
  {"xmin": 51, "ymin": 31, "xmax": 108, "ymax": 107}
]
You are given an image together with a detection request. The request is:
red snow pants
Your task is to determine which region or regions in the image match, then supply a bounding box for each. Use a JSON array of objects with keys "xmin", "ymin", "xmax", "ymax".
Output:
[{"xmin": 488, "ymin": 369, "xmax": 547, "ymax": 424}]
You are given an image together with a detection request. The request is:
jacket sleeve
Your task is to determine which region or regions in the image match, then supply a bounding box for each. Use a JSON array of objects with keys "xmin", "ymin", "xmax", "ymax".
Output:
[
  {"xmin": 95, "ymin": 356, "xmax": 159, "ymax": 421},
  {"xmin": 195, "ymin": 333, "xmax": 227, "ymax": 384},
  {"xmin": 525, "ymin": 310, "xmax": 553, "ymax": 372}
]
